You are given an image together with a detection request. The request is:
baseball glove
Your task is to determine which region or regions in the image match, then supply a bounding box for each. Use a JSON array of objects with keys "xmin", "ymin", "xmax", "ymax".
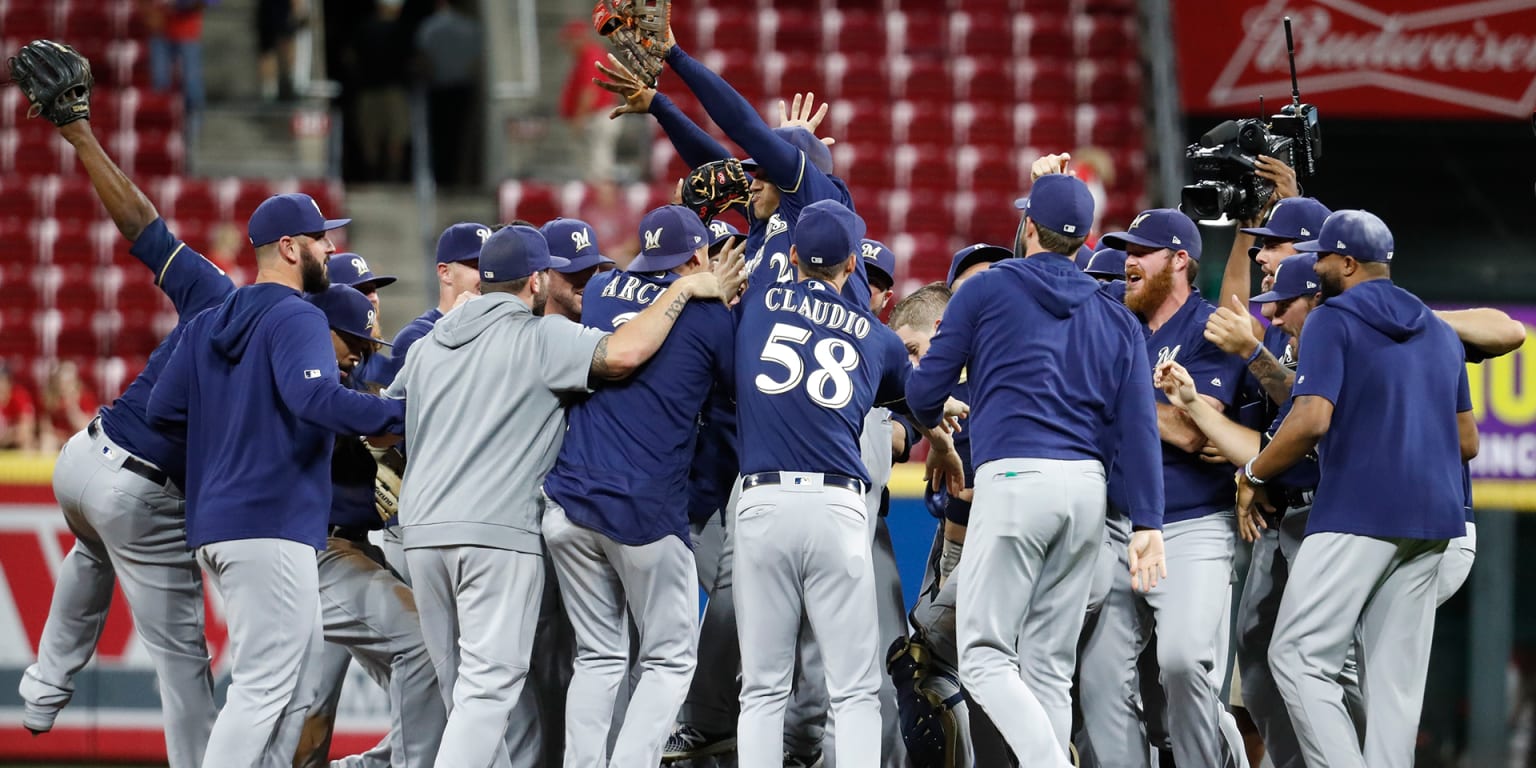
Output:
[
  {"xmin": 369, "ymin": 444, "xmax": 406, "ymax": 522},
  {"xmin": 9, "ymin": 40, "xmax": 93, "ymax": 127},
  {"xmin": 682, "ymin": 159, "xmax": 751, "ymax": 221},
  {"xmin": 592, "ymin": 0, "xmax": 670, "ymax": 87}
]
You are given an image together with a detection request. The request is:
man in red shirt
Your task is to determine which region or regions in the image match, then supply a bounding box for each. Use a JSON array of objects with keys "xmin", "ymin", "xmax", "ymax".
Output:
[
  {"xmin": 561, "ymin": 20, "xmax": 622, "ymax": 182},
  {"xmin": 143, "ymin": 0, "xmax": 207, "ymax": 140}
]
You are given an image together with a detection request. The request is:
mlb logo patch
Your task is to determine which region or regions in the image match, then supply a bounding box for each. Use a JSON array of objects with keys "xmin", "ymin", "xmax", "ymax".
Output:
[{"xmin": 304, "ymin": 369, "xmax": 322, "ymax": 380}]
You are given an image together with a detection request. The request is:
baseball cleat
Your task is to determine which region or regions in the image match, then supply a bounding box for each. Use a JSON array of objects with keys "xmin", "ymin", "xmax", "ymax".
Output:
[
  {"xmin": 782, "ymin": 751, "xmax": 824, "ymax": 768},
  {"xmin": 662, "ymin": 725, "xmax": 737, "ymax": 761}
]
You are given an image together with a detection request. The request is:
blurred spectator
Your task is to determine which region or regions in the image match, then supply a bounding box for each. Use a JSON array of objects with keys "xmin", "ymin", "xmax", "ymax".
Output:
[
  {"xmin": 578, "ymin": 180, "xmax": 639, "ymax": 266},
  {"xmin": 415, "ymin": 0, "xmax": 483, "ymax": 187},
  {"xmin": 257, "ymin": 0, "xmax": 305, "ymax": 100},
  {"xmin": 560, "ymin": 20, "xmax": 620, "ymax": 182},
  {"xmin": 0, "ymin": 363, "xmax": 37, "ymax": 451},
  {"xmin": 206, "ymin": 222, "xmax": 251, "ymax": 286},
  {"xmin": 142, "ymin": 0, "xmax": 209, "ymax": 142},
  {"xmin": 39, "ymin": 361, "xmax": 97, "ymax": 453},
  {"xmin": 351, "ymin": 0, "xmax": 411, "ymax": 181}
]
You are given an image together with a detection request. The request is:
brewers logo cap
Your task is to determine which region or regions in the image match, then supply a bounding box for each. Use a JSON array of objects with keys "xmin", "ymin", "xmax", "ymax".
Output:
[
  {"xmin": 306, "ymin": 285, "xmax": 391, "ymax": 346},
  {"xmin": 247, "ymin": 193, "xmax": 350, "ymax": 247},
  {"xmin": 1240, "ymin": 197, "xmax": 1332, "ymax": 241},
  {"xmin": 327, "ymin": 253, "xmax": 397, "ymax": 291},
  {"xmin": 540, "ymin": 218, "xmax": 616, "ymax": 274},
  {"xmin": 1292, "ymin": 209, "xmax": 1394, "ymax": 263},
  {"xmin": 1101, "ymin": 208, "xmax": 1204, "ymax": 262},
  {"xmin": 630, "ymin": 205, "xmax": 711, "ymax": 272}
]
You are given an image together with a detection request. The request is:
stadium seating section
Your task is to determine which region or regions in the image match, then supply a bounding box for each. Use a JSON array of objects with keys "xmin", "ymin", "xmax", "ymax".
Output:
[
  {"xmin": 0, "ymin": 0, "xmax": 342, "ymax": 406},
  {"xmin": 503, "ymin": 0, "xmax": 1148, "ymax": 293}
]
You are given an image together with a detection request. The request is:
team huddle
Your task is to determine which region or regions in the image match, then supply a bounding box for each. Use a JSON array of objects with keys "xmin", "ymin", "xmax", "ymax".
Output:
[{"xmin": 11, "ymin": 27, "xmax": 1529, "ymax": 768}]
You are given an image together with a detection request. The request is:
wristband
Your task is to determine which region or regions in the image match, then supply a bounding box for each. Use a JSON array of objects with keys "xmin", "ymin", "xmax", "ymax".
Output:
[
  {"xmin": 1242, "ymin": 457, "xmax": 1266, "ymax": 486},
  {"xmin": 1245, "ymin": 344, "xmax": 1264, "ymax": 365}
]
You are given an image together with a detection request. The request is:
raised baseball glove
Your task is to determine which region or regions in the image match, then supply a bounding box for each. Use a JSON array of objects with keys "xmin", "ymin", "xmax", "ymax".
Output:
[
  {"xmin": 592, "ymin": 0, "xmax": 670, "ymax": 87},
  {"xmin": 682, "ymin": 158, "xmax": 751, "ymax": 221},
  {"xmin": 9, "ymin": 40, "xmax": 93, "ymax": 127}
]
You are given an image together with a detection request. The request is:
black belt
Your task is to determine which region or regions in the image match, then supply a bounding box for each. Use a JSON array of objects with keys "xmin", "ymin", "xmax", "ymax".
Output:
[
  {"xmin": 1274, "ymin": 486, "xmax": 1316, "ymax": 510},
  {"xmin": 741, "ymin": 471, "xmax": 864, "ymax": 495},
  {"xmin": 328, "ymin": 525, "xmax": 373, "ymax": 542},
  {"xmin": 88, "ymin": 418, "xmax": 168, "ymax": 487}
]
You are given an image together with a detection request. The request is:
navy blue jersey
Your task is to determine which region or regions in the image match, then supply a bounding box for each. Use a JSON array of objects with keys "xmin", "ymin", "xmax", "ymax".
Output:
[
  {"xmin": 686, "ymin": 392, "xmax": 739, "ymax": 525},
  {"xmin": 1145, "ymin": 292, "xmax": 1246, "ymax": 523},
  {"xmin": 147, "ymin": 285, "xmax": 404, "ymax": 550},
  {"xmin": 99, "ymin": 218, "xmax": 235, "ymax": 488},
  {"xmin": 545, "ymin": 270, "xmax": 736, "ymax": 545},
  {"xmin": 735, "ymin": 279, "xmax": 908, "ymax": 485},
  {"xmin": 329, "ymin": 368, "xmax": 384, "ymax": 529},
  {"xmin": 908, "ymin": 255, "xmax": 1164, "ymax": 529},
  {"xmin": 1262, "ymin": 394, "xmax": 1320, "ymax": 491},
  {"xmin": 357, "ymin": 307, "xmax": 443, "ymax": 389},
  {"xmin": 1292, "ymin": 281, "xmax": 1469, "ymax": 540}
]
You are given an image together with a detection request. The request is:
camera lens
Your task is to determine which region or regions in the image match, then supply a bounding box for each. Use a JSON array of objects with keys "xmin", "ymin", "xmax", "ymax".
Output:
[{"xmin": 1181, "ymin": 183, "xmax": 1229, "ymax": 221}]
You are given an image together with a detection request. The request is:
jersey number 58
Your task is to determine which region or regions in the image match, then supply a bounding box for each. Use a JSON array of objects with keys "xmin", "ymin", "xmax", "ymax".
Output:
[{"xmin": 755, "ymin": 322, "xmax": 861, "ymax": 409}]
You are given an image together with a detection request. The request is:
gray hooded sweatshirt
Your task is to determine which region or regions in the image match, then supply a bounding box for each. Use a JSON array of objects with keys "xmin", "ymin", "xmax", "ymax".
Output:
[{"xmin": 384, "ymin": 293, "xmax": 606, "ymax": 554}]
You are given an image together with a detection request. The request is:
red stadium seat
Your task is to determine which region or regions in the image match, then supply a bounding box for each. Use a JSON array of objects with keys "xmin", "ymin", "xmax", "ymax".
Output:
[
  {"xmin": 892, "ymin": 56, "xmax": 950, "ymax": 104},
  {"xmin": 887, "ymin": 10, "xmax": 944, "ymax": 57},
  {"xmin": 1078, "ymin": 15, "xmax": 1135, "ymax": 58},
  {"xmin": 770, "ymin": 9, "xmax": 822, "ymax": 52},
  {"xmin": 0, "ymin": 179, "xmax": 41, "ymax": 222},
  {"xmin": 1082, "ymin": 61, "xmax": 1138, "ymax": 103},
  {"xmin": 126, "ymin": 130, "xmax": 184, "ymax": 177},
  {"xmin": 1021, "ymin": 14, "xmax": 1073, "ymax": 60},
  {"xmin": 61, "ymin": 3, "xmax": 116, "ymax": 41},
  {"xmin": 0, "ymin": 309, "xmax": 40, "ymax": 357},
  {"xmin": 164, "ymin": 177, "xmax": 225, "ymax": 223},
  {"xmin": 499, "ymin": 181, "xmax": 559, "ymax": 226},
  {"xmin": 1015, "ymin": 103, "xmax": 1075, "ymax": 149},
  {"xmin": 49, "ymin": 176, "xmax": 104, "ymax": 225},
  {"xmin": 843, "ymin": 148, "xmax": 896, "ymax": 190},
  {"xmin": 121, "ymin": 88, "xmax": 183, "ymax": 135},
  {"xmin": 231, "ymin": 180, "xmax": 272, "ymax": 222},
  {"xmin": 1015, "ymin": 58, "xmax": 1075, "ymax": 105},
  {"xmin": 830, "ymin": 10, "xmax": 886, "ymax": 57},
  {"xmin": 1, "ymin": 3, "xmax": 60, "ymax": 43},
  {"xmin": 296, "ymin": 179, "xmax": 344, "ymax": 216},
  {"xmin": 708, "ymin": 12, "xmax": 761, "ymax": 55},
  {"xmin": 8, "ymin": 131, "xmax": 66, "ymax": 176},
  {"xmin": 840, "ymin": 105, "xmax": 895, "ymax": 151},
  {"xmin": 948, "ymin": 11, "xmax": 1016, "ymax": 59}
]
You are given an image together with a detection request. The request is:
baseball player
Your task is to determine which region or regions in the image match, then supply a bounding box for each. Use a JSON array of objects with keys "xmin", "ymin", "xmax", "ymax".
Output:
[
  {"xmin": 355, "ymin": 222, "xmax": 489, "ymax": 392},
  {"xmin": 17, "ymin": 85, "xmax": 231, "ymax": 767},
  {"xmin": 1239, "ymin": 210, "xmax": 1476, "ymax": 767},
  {"xmin": 291, "ymin": 285, "xmax": 446, "ymax": 768},
  {"xmin": 382, "ymin": 225, "xmax": 739, "ymax": 768},
  {"xmin": 541, "ymin": 217, "xmax": 618, "ymax": 322},
  {"xmin": 905, "ymin": 174, "xmax": 1166, "ymax": 765},
  {"xmin": 1083, "ymin": 247, "xmax": 1127, "ymax": 283},
  {"xmin": 730, "ymin": 199, "xmax": 960, "ymax": 768},
  {"xmin": 542, "ymin": 206, "xmax": 741, "ymax": 766},
  {"xmin": 301, "ymin": 251, "xmax": 402, "ymax": 768},
  {"xmin": 146, "ymin": 194, "xmax": 406, "ymax": 768},
  {"xmin": 1076, "ymin": 208, "xmax": 1247, "ymax": 768},
  {"xmin": 328, "ymin": 252, "xmax": 399, "ymax": 333}
]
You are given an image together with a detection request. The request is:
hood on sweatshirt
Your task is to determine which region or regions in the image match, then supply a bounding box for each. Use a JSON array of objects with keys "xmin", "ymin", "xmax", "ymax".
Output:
[
  {"xmin": 1324, "ymin": 279, "xmax": 1430, "ymax": 342},
  {"xmin": 994, "ymin": 252, "xmax": 1103, "ymax": 319},
  {"xmin": 432, "ymin": 293, "xmax": 527, "ymax": 350},
  {"xmin": 211, "ymin": 284, "xmax": 300, "ymax": 362}
]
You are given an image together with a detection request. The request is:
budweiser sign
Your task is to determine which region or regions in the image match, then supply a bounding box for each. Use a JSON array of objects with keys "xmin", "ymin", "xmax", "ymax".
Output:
[{"xmin": 1176, "ymin": 0, "xmax": 1536, "ymax": 118}]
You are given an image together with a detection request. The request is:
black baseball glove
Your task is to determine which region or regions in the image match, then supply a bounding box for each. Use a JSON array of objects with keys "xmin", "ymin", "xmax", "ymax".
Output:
[
  {"xmin": 682, "ymin": 159, "xmax": 751, "ymax": 221},
  {"xmin": 9, "ymin": 40, "xmax": 93, "ymax": 127}
]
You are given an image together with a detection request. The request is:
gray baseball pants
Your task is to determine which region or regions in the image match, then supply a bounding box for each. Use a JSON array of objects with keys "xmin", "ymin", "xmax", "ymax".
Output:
[
  {"xmin": 734, "ymin": 478, "xmax": 881, "ymax": 768},
  {"xmin": 543, "ymin": 501, "xmax": 698, "ymax": 767},
  {"xmin": 314, "ymin": 536, "xmax": 445, "ymax": 768},
  {"xmin": 1077, "ymin": 512, "xmax": 1242, "ymax": 768},
  {"xmin": 680, "ymin": 505, "xmax": 741, "ymax": 736},
  {"xmin": 1270, "ymin": 532, "xmax": 1447, "ymax": 768},
  {"xmin": 22, "ymin": 427, "xmax": 215, "ymax": 768},
  {"xmin": 198, "ymin": 538, "xmax": 325, "ymax": 768},
  {"xmin": 408, "ymin": 545, "xmax": 543, "ymax": 768},
  {"xmin": 1234, "ymin": 506, "xmax": 1312, "ymax": 768},
  {"xmin": 957, "ymin": 458, "xmax": 1106, "ymax": 768}
]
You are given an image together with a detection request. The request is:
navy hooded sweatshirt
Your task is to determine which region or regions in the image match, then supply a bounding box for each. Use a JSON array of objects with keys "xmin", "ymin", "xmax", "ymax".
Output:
[
  {"xmin": 1292, "ymin": 279, "xmax": 1470, "ymax": 540},
  {"xmin": 147, "ymin": 283, "xmax": 406, "ymax": 550},
  {"xmin": 906, "ymin": 253, "xmax": 1165, "ymax": 530}
]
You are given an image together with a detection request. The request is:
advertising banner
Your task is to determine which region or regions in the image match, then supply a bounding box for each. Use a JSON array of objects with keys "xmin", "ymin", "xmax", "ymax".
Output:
[{"xmin": 1174, "ymin": 0, "xmax": 1536, "ymax": 119}]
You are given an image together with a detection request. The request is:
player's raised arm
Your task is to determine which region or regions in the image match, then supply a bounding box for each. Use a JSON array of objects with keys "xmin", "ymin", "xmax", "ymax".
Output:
[
  {"xmin": 662, "ymin": 42, "xmax": 805, "ymax": 192},
  {"xmin": 59, "ymin": 119, "xmax": 158, "ymax": 243}
]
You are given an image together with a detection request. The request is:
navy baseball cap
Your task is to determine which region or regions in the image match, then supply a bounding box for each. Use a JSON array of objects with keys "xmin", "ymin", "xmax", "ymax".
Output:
[
  {"xmin": 307, "ymin": 285, "xmax": 390, "ymax": 345},
  {"xmin": 1084, "ymin": 247, "xmax": 1128, "ymax": 280},
  {"xmin": 707, "ymin": 219, "xmax": 744, "ymax": 249},
  {"xmin": 1073, "ymin": 243, "xmax": 1094, "ymax": 270},
  {"xmin": 741, "ymin": 127, "xmax": 834, "ymax": 177},
  {"xmin": 1293, "ymin": 210, "xmax": 1394, "ymax": 263},
  {"xmin": 479, "ymin": 225, "xmax": 557, "ymax": 283},
  {"xmin": 946, "ymin": 243, "xmax": 1012, "ymax": 287},
  {"xmin": 1252, "ymin": 253, "xmax": 1321, "ymax": 303},
  {"xmin": 630, "ymin": 205, "xmax": 711, "ymax": 272},
  {"xmin": 247, "ymin": 193, "xmax": 350, "ymax": 247},
  {"xmin": 1101, "ymin": 208, "xmax": 1203, "ymax": 261},
  {"xmin": 436, "ymin": 222, "xmax": 492, "ymax": 265},
  {"xmin": 327, "ymin": 253, "xmax": 397, "ymax": 291},
  {"xmin": 540, "ymin": 218, "xmax": 615, "ymax": 273},
  {"xmin": 797, "ymin": 200, "xmax": 866, "ymax": 267},
  {"xmin": 860, "ymin": 238, "xmax": 896, "ymax": 288},
  {"xmin": 1013, "ymin": 174, "xmax": 1095, "ymax": 238},
  {"xmin": 1240, "ymin": 197, "xmax": 1332, "ymax": 241}
]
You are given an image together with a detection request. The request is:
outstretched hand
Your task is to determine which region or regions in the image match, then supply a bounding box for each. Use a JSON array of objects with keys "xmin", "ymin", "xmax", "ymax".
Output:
[
  {"xmin": 594, "ymin": 54, "xmax": 657, "ymax": 119},
  {"xmin": 777, "ymin": 92, "xmax": 835, "ymax": 147}
]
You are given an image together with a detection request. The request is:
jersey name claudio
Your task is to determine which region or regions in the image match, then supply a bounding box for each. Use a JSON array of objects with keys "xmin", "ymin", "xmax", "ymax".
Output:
[{"xmin": 761, "ymin": 285, "xmax": 872, "ymax": 339}]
